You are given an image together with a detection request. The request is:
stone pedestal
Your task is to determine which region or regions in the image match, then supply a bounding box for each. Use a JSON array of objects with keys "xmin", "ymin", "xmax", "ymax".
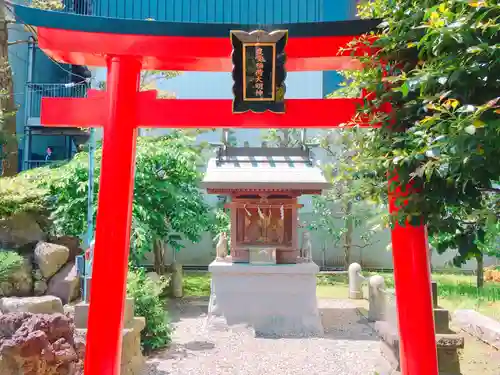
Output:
[
  {"xmin": 208, "ymin": 261, "xmax": 323, "ymax": 337},
  {"xmin": 74, "ymin": 297, "xmax": 146, "ymax": 375}
]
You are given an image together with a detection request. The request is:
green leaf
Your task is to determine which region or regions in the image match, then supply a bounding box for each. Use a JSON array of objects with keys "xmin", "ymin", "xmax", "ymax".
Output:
[{"xmin": 401, "ymin": 82, "xmax": 410, "ymax": 97}]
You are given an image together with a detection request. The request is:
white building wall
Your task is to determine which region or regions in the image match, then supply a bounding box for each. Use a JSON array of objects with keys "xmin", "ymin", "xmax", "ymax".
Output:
[{"xmin": 92, "ymin": 68, "xmax": 499, "ymax": 271}]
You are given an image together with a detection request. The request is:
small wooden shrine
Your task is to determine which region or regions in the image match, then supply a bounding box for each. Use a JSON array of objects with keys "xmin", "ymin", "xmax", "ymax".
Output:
[{"xmin": 202, "ymin": 143, "xmax": 329, "ymax": 264}]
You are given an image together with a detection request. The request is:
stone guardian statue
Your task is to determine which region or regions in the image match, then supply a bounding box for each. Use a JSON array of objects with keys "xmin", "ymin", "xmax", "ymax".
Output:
[
  {"xmin": 301, "ymin": 231, "xmax": 312, "ymax": 263},
  {"xmin": 216, "ymin": 232, "xmax": 228, "ymax": 261}
]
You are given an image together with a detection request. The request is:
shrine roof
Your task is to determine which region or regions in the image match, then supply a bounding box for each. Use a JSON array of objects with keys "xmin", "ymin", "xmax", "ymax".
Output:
[{"xmin": 202, "ymin": 157, "xmax": 330, "ymax": 191}]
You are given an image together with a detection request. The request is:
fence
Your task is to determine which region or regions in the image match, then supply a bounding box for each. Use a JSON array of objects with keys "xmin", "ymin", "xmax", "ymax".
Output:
[
  {"xmin": 22, "ymin": 0, "xmax": 324, "ymax": 23},
  {"xmin": 62, "ymin": 0, "xmax": 93, "ymax": 15},
  {"xmin": 23, "ymin": 160, "xmax": 60, "ymax": 169}
]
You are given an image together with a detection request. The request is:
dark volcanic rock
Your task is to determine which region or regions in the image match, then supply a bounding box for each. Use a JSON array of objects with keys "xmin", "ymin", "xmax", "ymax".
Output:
[{"xmin": 0, "ymin": 312, "xmax": 84, "ymax": 375}]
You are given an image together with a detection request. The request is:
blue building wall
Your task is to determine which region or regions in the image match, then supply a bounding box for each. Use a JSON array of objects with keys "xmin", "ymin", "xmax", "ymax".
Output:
[
  {"xmin": 28, "ymin": 47, "xmax": 74, "ymax": 161},
  {"xmin": 8, "ymin": 21, "xmax": 74, "ymax": 170},
  {"xmin": 321, "ymin": 0, "xmax": 357, "ymax": 97},
  {"xmin": 94, "ymin": 0, "xmax": 355, "ymax": 104},
  {"xmin": 8, "ymin": 24, "xmax": 30, "ymax": 138},
  {"xmin": 93, "ymin": 0, "xmax": 323, "ymax": 23},
  {"xmin": 32, "ymin": 47, "xmax": 71, "ymax": 84}
]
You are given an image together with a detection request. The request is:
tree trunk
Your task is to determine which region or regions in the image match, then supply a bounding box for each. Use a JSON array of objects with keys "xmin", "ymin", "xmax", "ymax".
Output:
[
  {"xmin": 429, "ymin": 245, "xmax": 433, "ymax": 273},
  {"xmin": 343, "ymin": 200, "xmax": 353, "ymax": 270},
  {"xmin": 476, "ymin": 253, "xmax": 484, "ymax": 289},
  {"xmin": 153, "ymin": 238, "xmax": 165, "ymax": 275},
  {"xmin": 170, "ymin": 262, "xmax": 183, "ymax": 298},
  {"xmin": 0, "ymin": 0, "xmax": 18, "ymax": 176}
]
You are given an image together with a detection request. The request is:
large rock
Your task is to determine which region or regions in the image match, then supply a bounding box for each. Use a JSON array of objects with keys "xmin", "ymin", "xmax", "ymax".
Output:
[
  {"xmin": 34, "ymin": 241, "xmax": 70, "ymax": 279},
  {"xmin": 47, "ymin": 262, "xmax": 80, "ymax": 304},
  {"xmin": 48, "ymin": 236, "xmax": 83, "ymax": 261},
  {"xmin": 0, "ymin": 212, "xmax": 45, "ymax": 249},
  {"xmin": 34, "ymin": 280, "xmax": 48, "ymax": 296},
  {"xmin": 0, "ymin": 296, "xmax": 64, "ymax": 314},
  {"xmin": 0, "ymin": 257, "xmax": 33, "ymax": 297},
  {"xmin": 33, "ymin": 269, "xmax": 44, "ymax": 281},
  {"xmin": 0, "ymin": 312, "xmax": 84, "ymax": 375}
]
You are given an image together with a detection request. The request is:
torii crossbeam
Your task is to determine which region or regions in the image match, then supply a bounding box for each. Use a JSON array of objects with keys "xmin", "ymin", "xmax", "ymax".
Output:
[{"xmin": 15, "ymin": 5, "xmax": 439, "ymax": 375}]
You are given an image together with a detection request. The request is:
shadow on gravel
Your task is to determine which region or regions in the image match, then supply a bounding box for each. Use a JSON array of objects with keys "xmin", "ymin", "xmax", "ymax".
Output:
[
  {"xmin": 184, "ymin": 340, "xmax": 216, "ymax": 351},
  {"xmin": 166, "ymin": 297, "xmax": 209, "ymax": 323},
  {"xmin": 320, "ymin": 307, "xmax": 379, "ymax": 341},
  {"xmin": 147, "ymin": 343, "xmax": 192, "ymax": 361},
  {"xmin": 147, "ymin": 340, "xmax": 216, "ymax": 363},
  {"xmin": 143, "ymin": 363, "xmax": 171, "ymax": 375}
]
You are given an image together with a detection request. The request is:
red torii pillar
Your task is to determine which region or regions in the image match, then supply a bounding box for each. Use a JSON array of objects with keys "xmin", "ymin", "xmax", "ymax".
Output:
[
  {"xmin": 35, "ymin": 32, "xmax": 438, "ymax": 375},
  {"xmin": 83, "ymin": 56, "xmax": 142, "ymax": 374},
  {"xmin": 389, "ymin": 176, "xmax": 438, "ymax": 374}
]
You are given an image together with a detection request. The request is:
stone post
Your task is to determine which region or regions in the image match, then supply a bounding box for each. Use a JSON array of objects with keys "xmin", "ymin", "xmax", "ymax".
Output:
[
  {"xmin": 170, "ymin": 262, "xmax": 183, "ymax": 298},
  {"xmin": 368, "ymin": 275, "xmax": 386, "ymax": 322},
  {"xmin": 348, "ymin": 263, "xmax": 363, "ymax": 299},
  {"xmin": 74, "ymin": 297, "xmax": 145, "ymax": 375},
  {"xmin": 431, "ymin": 280, "xmax": 438, "ymax": 308}
]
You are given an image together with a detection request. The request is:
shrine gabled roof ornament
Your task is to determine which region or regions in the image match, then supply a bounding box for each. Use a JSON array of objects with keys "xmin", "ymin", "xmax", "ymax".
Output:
[{"xmin": 202, "ymin": 146, "xmax": 330, "ymax": 193}]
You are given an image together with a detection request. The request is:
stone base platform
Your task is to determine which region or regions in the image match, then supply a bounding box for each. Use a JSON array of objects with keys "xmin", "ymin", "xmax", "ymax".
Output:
[{"xmin": 208, "ymin": 261, "xmax": 323, "ymax": 337}]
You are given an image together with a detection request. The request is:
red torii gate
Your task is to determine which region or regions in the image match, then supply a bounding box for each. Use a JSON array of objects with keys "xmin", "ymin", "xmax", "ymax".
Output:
[{"xmin": 15, "ymin": 5, "xmax": 438, "ymax": 375}]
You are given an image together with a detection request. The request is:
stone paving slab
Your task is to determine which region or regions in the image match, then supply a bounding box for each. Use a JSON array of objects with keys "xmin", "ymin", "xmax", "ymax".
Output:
[{"xmin": 453, "ymin": 309, "xmax": 500, "ymax": 350}]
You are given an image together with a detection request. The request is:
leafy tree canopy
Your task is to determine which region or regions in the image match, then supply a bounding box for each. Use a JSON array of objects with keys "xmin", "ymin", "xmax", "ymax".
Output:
[
  {"xmin": 343, "ymin": 0, "xmax": 499, "ymax": 264},
  {"xmin": 0, "ymin": 132, "xmax": 212, "ymax": 263}
]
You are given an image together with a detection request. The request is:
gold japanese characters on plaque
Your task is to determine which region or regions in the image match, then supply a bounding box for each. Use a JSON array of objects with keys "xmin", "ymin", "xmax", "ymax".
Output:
[{"xmin": 230, "ymin": 30, "xmax": 288, "ymax": 113}]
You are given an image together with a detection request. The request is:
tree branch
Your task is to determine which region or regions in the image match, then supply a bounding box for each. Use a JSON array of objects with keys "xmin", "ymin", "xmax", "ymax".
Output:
[{"xmin": 351, "ymin": 239, "xmax": 381, "ymax": 249}]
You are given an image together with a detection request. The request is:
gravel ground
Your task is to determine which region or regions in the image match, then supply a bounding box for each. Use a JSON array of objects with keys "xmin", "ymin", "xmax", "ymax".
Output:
[{"xmin": 144, "ymin": 298, "xmax": 389, "ymax": 375}]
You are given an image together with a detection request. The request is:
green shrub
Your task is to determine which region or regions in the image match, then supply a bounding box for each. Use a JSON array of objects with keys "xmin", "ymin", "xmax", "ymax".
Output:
[
  {"xmin": 0, "ymin": 251, "xmax": 24, "ymax": 282},
  {"xmin": 0, "ymin": 134, "xmax": 212, "ymax": 265},
  {"xmin": 126, "ymin": 266, "xmax": 171, "ymax": 353}
]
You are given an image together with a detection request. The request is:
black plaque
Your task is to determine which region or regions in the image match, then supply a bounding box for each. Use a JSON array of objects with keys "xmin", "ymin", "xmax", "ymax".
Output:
[{"xmin": 231, "ymin": 30, "xmax": 288, "ymax": 113}]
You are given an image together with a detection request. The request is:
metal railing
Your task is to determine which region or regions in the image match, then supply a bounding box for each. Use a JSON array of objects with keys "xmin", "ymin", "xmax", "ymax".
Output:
[
  {"xmin": 26, "ymin": 83, "xmax": 88, "ymax": 118},
  {"xmin": 24, "ymin": 160, "xmax": 63, "ymax": 169},
  {"xmin": 23, "ymin": 0, "xmax": 323, "ymax": 23},
  {"xmin": 61, "ymin": 0, "xmax": 93, "ymax": 15},
  {"xmin": 17, "ymin": 0, "xmax": 93, "ymax": 15}
]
